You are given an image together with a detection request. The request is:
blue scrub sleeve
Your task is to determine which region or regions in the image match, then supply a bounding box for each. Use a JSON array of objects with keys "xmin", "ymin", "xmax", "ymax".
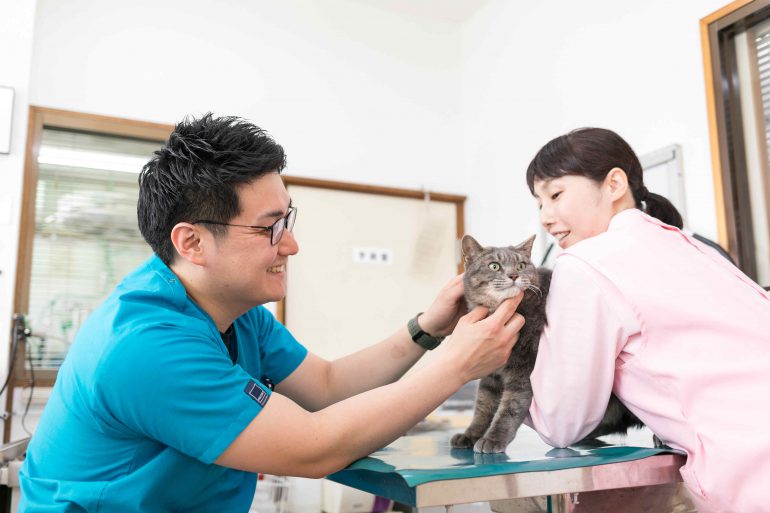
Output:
[{"xmin": 93, "ymin": 324, "xmax": 269, "ymax": 464}]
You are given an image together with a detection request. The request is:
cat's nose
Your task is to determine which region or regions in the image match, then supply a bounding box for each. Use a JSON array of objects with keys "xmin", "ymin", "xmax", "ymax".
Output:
[{"xmin": 509, "ymin": 274, "xmax": 517, "ymax": 280}]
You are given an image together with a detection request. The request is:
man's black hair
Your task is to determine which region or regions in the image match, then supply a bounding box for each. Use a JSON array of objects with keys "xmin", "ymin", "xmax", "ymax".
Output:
[{"xmin": 137, "ymin": 113, "xmax": 286, "ymax": 264}]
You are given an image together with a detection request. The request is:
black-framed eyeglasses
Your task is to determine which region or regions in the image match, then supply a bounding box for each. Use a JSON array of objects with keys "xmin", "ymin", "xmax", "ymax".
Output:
[{"xmin": 192, "ymin": 207, "xmax": 297, "ymax": 246}]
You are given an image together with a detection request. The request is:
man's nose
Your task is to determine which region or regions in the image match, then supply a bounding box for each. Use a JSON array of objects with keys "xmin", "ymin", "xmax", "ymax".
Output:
[{"xmin": 279, "ymin": 229, "xmax": 299, "ymax": 255}]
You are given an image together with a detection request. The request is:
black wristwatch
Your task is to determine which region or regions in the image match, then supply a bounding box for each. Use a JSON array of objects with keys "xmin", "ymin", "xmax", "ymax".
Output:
[{"xmin": 407, "ymin": 312, "xmax": 445, "ymax": 350}]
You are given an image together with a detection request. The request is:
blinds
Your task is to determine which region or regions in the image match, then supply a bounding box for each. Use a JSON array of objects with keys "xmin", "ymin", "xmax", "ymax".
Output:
[
  {"xmin": 27, "ymin": 128, "xmax": 160, "ymax": 370},
  {"xmin": 749, "ymin": 22, "xmax": 770, "ymax": 287},
  {"xmin": 755, "ymin": 26, "xmax": 770, "ymax": 162}
]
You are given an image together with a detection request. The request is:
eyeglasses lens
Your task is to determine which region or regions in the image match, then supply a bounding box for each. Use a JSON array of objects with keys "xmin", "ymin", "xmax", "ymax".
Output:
[
  {"xmin": 271, "ymin": 208, "xmax": 297, "ymax": 246},
  {"xmin": 286, "ymin": 208, "xmax": 297, "ymax": 232}
]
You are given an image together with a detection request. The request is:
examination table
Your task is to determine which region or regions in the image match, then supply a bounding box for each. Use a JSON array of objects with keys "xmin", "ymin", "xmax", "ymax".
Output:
[{"xmin": 327, "ymin": 426, "xmax": 694, "ymax": 513}]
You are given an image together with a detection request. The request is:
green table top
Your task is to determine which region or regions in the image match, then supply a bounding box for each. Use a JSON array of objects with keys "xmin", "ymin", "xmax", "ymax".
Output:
[{"xmin": 327, "ymin": 426, "xmax": 678, "ymax": 505}]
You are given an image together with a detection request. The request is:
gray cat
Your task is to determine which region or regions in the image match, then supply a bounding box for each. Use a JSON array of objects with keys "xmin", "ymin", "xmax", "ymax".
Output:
[{"xmin": 450, "ymin": 234, "xmax": 645, "ymax": 453}]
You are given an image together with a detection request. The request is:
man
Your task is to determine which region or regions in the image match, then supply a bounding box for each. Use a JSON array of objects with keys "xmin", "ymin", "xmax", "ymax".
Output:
[{"xmin": 20, "ymin": 114, "xmax": 524, "ymax": 512}]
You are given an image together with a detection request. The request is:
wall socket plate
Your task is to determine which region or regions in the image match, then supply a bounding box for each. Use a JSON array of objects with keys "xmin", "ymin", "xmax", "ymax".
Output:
[{"xmin": 352, "ymin": 247, "xmax": 393, "ymax": 265}]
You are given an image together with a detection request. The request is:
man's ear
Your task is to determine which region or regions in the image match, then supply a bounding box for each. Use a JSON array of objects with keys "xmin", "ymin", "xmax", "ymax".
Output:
[
  {"xmin": 605, "ymin": 167, "xmax": 630, "ymax": 201},
  {"xmin": 170, "ymin": 222, "xmax": 207, "ymax": 266}
]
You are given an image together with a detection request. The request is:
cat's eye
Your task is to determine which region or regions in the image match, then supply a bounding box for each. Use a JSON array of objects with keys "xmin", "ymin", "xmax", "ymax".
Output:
[
  {"xmin": 515, "ymin": 262, "xmax": 527, "ymax": 271},
  {"xmin": 488, "ymin": 262, "xmax": 501, "ymax": 272}
]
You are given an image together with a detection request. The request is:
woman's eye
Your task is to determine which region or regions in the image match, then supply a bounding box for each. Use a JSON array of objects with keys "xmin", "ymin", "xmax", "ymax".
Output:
[
  {"xmin": 551, "ymin": 191, "xmax": 561, "ymax": 200},
  {"xmin": 488, "ymin": 262, "xmax": 501, "ymax": 272},
  {"xmin": 516, "ymin": 262, "xmax": 527, "ymax": 271}
]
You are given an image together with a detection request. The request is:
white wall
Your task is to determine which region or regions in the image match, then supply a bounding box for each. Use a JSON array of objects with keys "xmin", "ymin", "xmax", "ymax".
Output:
[
  {"xmin": 28, "ymin": 0, "xmax": 467, "ymax": 191},
  {"xmin": 0, "ymin": 0, "xmax": 38, "ymax": 435},
  {"xmin": 460, "ymin": 0, "xmax": 726, "ymax": 252}
]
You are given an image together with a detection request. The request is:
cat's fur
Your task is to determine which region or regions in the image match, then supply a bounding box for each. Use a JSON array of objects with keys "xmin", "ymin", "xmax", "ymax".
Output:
[{"xmin": 451, "ymin": 234, "xmax": 644, "ymax": 453}]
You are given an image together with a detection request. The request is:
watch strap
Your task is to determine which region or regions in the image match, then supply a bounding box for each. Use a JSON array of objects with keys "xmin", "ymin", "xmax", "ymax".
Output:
[{"xmin": 407, "ymin": 312, "xmax": 445, "ymax": 350}]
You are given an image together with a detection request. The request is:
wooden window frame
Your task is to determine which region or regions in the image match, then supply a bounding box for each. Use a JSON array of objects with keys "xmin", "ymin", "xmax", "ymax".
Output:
[{"xmin": 701, "ymin": 0, "xmax": 770, "ymax": 280}]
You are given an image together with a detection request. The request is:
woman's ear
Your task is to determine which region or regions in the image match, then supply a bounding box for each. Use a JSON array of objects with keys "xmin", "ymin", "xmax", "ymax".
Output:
[
  {"xmin": 170, "ymin": 222, "xmax": 207, "ymax": 266},
  {"xmin": 605, "ymin": 167, "xmax": 630, "ymax": 201}
]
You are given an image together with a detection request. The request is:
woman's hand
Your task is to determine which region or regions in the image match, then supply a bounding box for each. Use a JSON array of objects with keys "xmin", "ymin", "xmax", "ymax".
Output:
[{"xmin": 418, "ymin": 274, "xmax": 467, "ymax": 337}]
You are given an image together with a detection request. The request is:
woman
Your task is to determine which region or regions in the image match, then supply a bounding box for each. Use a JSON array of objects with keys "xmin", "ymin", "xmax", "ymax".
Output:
[{"xmin": 525, "ymin": 128, "xmax": 770, "ymax": 512}]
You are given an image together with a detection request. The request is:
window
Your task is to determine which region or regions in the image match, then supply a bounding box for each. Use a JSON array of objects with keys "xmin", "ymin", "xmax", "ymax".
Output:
[
  {"xmin": 7, "ymin": 108, "xmax": 171, "ymax": 441},
  {"xmin": 702, "ymin": 0, "xmax": 770, "ymax": 288},
  {"xmin": 28, "ymin": 128, "xmax": 158, "ymax": 369}
]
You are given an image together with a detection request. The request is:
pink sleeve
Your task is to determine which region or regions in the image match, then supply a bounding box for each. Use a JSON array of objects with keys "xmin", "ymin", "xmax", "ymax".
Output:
[{"xmin": 527, "ymin": 255, "xmax": 640, "ymax": 448}]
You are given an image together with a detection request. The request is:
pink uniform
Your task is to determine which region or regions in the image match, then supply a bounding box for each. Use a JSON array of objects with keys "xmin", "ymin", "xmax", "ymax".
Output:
[{"xmin": 527, "ymin": 208, "xmax": 770, "ymax": 512}]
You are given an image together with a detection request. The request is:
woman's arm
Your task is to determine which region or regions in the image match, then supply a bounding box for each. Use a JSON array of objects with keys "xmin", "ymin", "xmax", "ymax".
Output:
[{"xmin": 528, "ymin": 255, "xmax": 640, "ymax": 447}]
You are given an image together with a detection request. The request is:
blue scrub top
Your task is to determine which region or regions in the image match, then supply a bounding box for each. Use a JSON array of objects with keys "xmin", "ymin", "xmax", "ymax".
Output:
[{"xmin": 20, "ymin": 255, "xmax": 308, "ymax": 513}]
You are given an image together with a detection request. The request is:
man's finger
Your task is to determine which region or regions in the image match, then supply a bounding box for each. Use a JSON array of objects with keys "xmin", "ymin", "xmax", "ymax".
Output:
[
  {"xmin": 449, "ymin": 275, "xmax": 465, "ymax": 295},
  {"xmin": 462, "ymin": 305, "xmax": 489, "ymax": 323},
  {"xmin": 488, "ymin": 293, "xmax": 523, "ymax": 323},
  {"xmin": 505, "ymin": 312, "xmax": 525, "ymax": 331}
]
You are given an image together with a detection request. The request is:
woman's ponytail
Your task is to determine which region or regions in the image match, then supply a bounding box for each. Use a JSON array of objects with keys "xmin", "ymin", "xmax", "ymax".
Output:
[{"xmin": 640, "ymin": 191, "xmax": 683, "ymax": 229}]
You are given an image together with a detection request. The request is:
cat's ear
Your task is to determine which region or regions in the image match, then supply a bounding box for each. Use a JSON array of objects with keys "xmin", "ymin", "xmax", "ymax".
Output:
[
  {"xmin": 515, "ymin": 234, "xmax": 537, "ymax": 258},
  {"xmin": 461, "ymin": 235, "xmax": 483, "ymax": 262}
]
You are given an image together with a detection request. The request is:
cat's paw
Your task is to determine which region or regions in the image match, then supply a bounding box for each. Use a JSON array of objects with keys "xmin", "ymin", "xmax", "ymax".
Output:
[
  {"xmin": 473, "ymin": 437, "xmax": 509, "ymax": 453},
  {"xmin": 450, "ymin": 433, "xmax": 476, "ymax": 449}
]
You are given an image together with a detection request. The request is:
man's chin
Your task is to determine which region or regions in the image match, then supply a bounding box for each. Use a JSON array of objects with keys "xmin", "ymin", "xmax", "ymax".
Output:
[{"xmin": 256, "ymin": 291, "xmax": 286, "ymax": 307}]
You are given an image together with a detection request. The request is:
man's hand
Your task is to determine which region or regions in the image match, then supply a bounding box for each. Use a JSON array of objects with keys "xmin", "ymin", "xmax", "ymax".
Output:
[
  {"xmin": 440, "ymin": 295, "xmax": 525, "ymax": 383},
  {"xmin": 418, "ymin": 274, "xmax": 467, "ymax": 337}
]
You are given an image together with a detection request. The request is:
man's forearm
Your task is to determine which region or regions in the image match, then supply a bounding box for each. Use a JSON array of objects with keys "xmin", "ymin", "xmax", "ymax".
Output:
[
  {"xmin": 216, "ymin": 352, "xmax": 466, "ymax": 478},
  {"xmin": 324, "ymin": 325, "xmax": 428, "ymax": 405}
]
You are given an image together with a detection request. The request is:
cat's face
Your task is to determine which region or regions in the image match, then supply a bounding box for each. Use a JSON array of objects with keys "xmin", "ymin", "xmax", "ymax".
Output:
[{"xmin": 462, "ymin": 235, "xmax": 539, "ymax": 308}]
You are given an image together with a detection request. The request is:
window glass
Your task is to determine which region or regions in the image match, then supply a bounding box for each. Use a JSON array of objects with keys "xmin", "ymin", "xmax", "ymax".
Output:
[{"xmin": 28, "ymin": 128, "xmax": 158, "ymax": 370}]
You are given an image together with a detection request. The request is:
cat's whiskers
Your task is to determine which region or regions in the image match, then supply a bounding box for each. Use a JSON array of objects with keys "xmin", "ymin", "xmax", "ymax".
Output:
[
  {"xmin": 491, "ymin": 278, "xmax": 514, "ymax": 291},
  {"xmin": 514, "ymin": 277, "xmax": 543, "ymax": 300}
]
